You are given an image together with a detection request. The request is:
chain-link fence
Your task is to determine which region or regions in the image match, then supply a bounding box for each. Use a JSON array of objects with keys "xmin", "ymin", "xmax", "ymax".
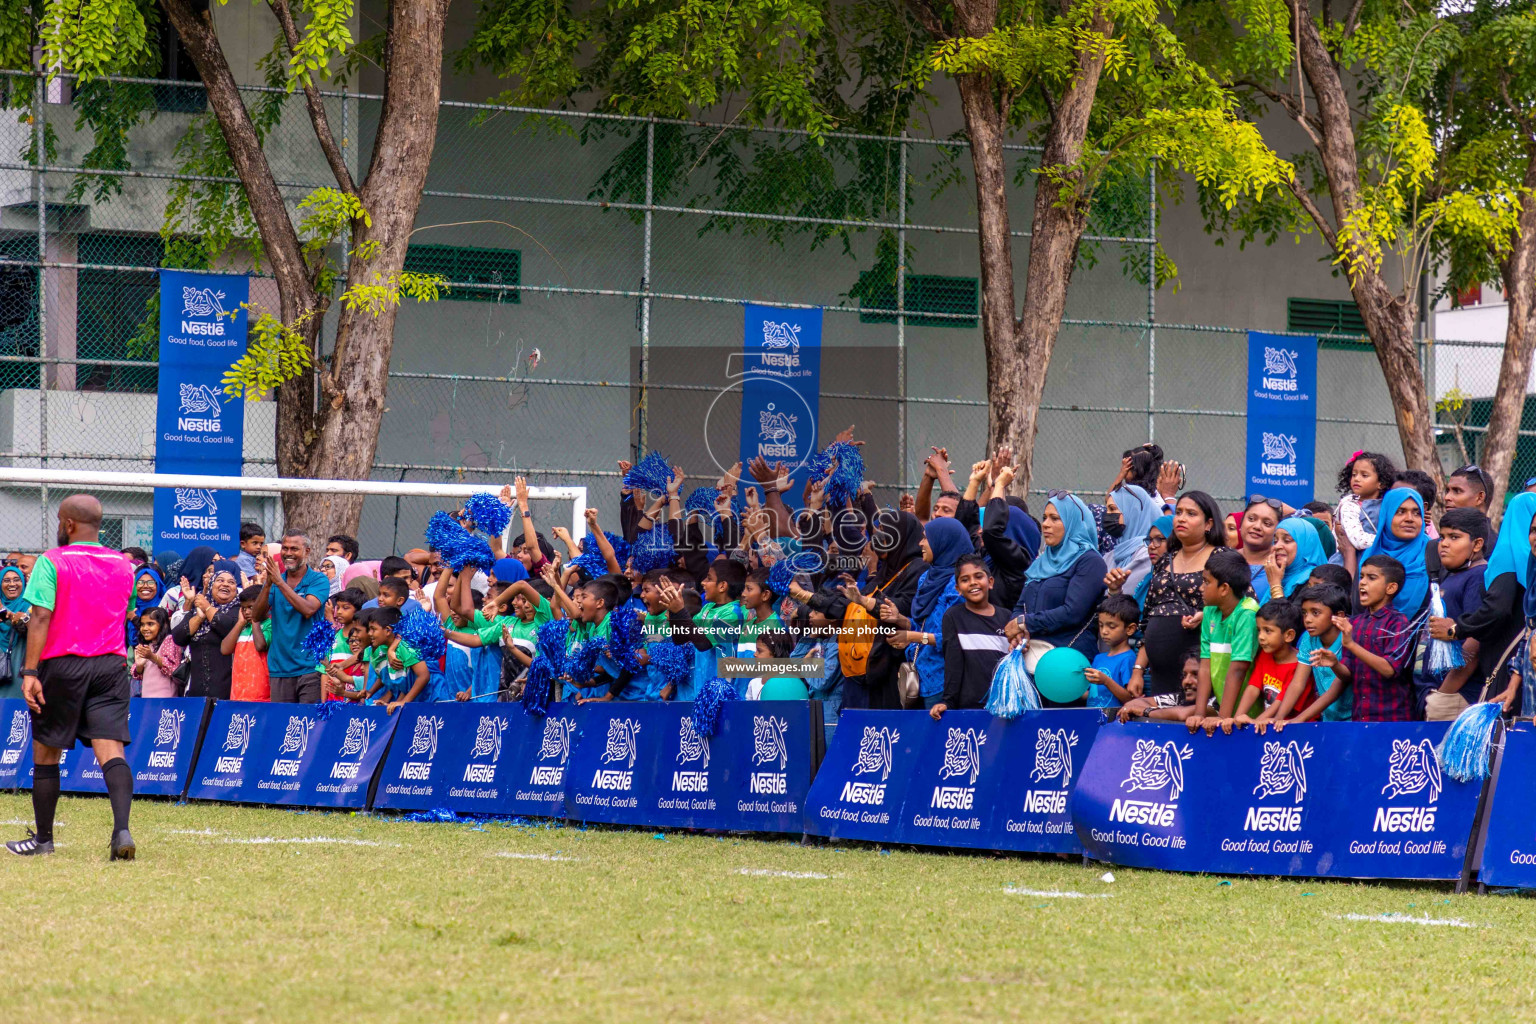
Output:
[{"xmin": 0, "ymin": 69, "xmax": 1524, "ymax": 553}]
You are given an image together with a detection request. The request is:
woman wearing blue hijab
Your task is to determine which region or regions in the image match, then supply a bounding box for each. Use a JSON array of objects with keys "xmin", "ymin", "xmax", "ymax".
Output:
[
  {"xmin": 1272, "ymin": 516, "xmax": 1327, "ymax": 597},
  {"xmin": 1012, "ymin": 491, "xmax": 1106, "ymax": 667},
  {"xmin": 128, "ymin": 565, "xmax": 165, "ymax": 647},
  {"xmin": 1104, "ymin": 484, "xmax": 1158, "ymax": 597},
  {"xmin": 1433, "ymin": 492, "xmax": 1536, "ymax": 706},
  {"xmin": 0, "ymin": 566, "xmax": 29, "ymax": 700},
  {"xmin": 907, "ymin": 517, "xmax": 975, "ymax": 708},
  {"xmin": 1360, "ymin": 487, "xmax": 1430, "ymax": 615},
  {"xmin": 1131, "ymin": 514, "xmax": 1174, "ymax": 608}
]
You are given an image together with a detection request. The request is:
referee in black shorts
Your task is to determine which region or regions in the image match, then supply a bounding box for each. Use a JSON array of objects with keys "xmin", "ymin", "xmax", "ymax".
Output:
[{"xmin": 7, "ymin": 495, "xmax": 138, "ymax": 859}]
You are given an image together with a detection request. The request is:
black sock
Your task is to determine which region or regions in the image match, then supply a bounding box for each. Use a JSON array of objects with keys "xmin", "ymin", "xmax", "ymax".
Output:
[
  {"xmin": 101, "ymin": 757, "xmax": 133, "ymax": 834},
  {"xmin": 32, "ymin": 763, "xmax": 59, "ymax": 844}
]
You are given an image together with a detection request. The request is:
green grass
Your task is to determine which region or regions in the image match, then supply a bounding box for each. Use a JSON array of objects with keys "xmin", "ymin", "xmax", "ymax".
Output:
[{"xmin": 4, "ymin": 793, "xmax": 1536, "ymax": 1022}]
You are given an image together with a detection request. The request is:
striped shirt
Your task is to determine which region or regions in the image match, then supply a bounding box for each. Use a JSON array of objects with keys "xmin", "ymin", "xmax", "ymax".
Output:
[{"xmin": 940, "ymin": 603, "xmax": 1012, "ymax": 709}]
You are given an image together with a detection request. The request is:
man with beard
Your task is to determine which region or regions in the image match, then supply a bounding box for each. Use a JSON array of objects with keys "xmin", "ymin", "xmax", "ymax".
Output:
[
  {"xmin": 8, "ymin": 494, "xmax": 136, "ymax": 858},
  {"xmin": 253, "ymin": 533, "xmax": 329, "ymax": 703}
]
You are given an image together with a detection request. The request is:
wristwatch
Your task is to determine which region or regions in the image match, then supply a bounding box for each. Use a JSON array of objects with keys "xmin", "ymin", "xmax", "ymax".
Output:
[
  {"xmin": 20, "ymin": 668, "xmax": 38, "ymax": 678},
  {"xmin": 1447, "ymin": 622, "xmax": 1458, "ymax": 641}
]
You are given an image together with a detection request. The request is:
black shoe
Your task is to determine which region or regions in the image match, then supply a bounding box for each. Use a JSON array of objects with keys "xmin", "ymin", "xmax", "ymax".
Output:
[
  {"xmin": 110, "ymin": 828, "xmax": 135, "ymax": 862},
  {"xmin": 6, "ymin": 830, "xmax": 54, "ymax": 856}
]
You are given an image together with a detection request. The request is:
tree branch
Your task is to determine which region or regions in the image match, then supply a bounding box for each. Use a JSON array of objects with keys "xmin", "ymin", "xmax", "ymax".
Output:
[
  {"xmin": 903, "ymin": 0, "xmax": 948, "ymax": 39},
  {"xmin": 1286, "ymin": 174, "xmax": 1338, "ymax": 251},
  {"xmin": 266, "ymin": 0, "xmax": 357, "ymax": 195},
  {"xmin": 159, "ymin": 0, "xmax": 315, "ymax": 316},
  {"xmin": 1235, "ymin": 77, "xmax": 1323, "ymax": 146}
]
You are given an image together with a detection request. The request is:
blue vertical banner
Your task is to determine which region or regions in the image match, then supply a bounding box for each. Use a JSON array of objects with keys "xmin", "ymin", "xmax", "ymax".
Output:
[
  {"xmin": 1245, "ymin": 331, "xmax": 1317, "ymax": 507},
  {"xmin": 154, "ymin": 270, "xmax": 249, "ymax": 554},
  {"xmin": 739, "ymin": 303, "xmax": 822, "ymax": 496}
]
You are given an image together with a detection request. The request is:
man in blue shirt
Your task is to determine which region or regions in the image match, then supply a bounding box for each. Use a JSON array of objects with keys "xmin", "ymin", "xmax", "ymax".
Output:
[{"xmin": 252, "ymin": 532, "xmax": 329, "ymax": 703}]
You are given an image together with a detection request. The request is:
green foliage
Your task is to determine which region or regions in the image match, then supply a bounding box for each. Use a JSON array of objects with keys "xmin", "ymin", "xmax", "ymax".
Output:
[
  {"xmin": 38, "ymin": 0, "xmax": 152, "ymax": 81},
  {"xmin": 463, "ymin": 0, "xmax": 831, "ymax": 132},
  {"xmin": 223, "ymin": 305, "xmax": 315, "ymax": 401},
  {"xmin": 284, "ymin": 0, "xmax": 354, "ymax": 86}
]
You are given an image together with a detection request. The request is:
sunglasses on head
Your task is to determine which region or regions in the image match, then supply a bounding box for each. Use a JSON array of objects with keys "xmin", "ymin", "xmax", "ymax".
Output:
[
  {"xmin": 1246, "ymin": 494, "xmax": 1284, "ymax": 512},
  {"xmin": 1046, "ymin": 489, "xmax": 1072, "ymax": 501}
]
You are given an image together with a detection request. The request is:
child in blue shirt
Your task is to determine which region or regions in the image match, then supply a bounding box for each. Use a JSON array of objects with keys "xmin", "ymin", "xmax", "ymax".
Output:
[{"xmin": 1083, "ymin": 594, "xmax": 1140, "ymax": 708}]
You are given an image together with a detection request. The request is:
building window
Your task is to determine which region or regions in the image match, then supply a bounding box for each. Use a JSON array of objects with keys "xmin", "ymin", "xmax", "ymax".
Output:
[
  {"xmin": 154, "ymin": 0, "xmax": 209, "ymax": 113},
  {"xmin": 403, "ymin": 244, "xmax": 521, "ymax": 303},
  {"xmin": 1286, "ymin": 297, "xmax": 1368, "ymax": 347},
  {"xmin": 77, "ymin": 232, "xmax": 162, "ymax": 393},
  {"xmin": 856, "ymin": 272, "xmax": 979, "ymax": 328},
  {"xmin": 1454, "ymin": 283, "xmax": 1483, "ymax": 308},
  {"xmin": 0, "ymin": 236, "xmax": 40, "ymax": 390}
]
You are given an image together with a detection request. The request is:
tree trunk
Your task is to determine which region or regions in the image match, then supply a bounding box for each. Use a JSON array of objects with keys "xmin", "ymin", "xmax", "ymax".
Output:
[
  {"xmin": 954, "ymin": 8, "xmax": 1109, "ymax": 497},
  {"xmin": 1477, "ymin": 146, "xmax": 1536, "ymax": 523},
  {"xmin": 159, "ymin": 0, "xmax": 315, "ymax": 316},
  {"xmin": 277, "ymin": 0, "xmax": 452, "ymax": 542},
  {"xmin": 1289, "ymin": 0, "xmax": 1441, "ymax": 492}
]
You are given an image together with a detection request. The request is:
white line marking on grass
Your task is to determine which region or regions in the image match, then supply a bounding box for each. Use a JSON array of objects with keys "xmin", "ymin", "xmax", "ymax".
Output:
[
  {"xmin": 165, "ymin": 828, "xmax": 220, "ymax": 835},
  {"xmin": 220, "ymin": 837, "xmax": 392, "ymax": 847},
  {"xmin": 737, "ymin": 868, "xmax": 833, "ymax": 879},
  {"xmin": 492, "ymin": 852, "xmax": 580, "ymax": 862},
  {"xmin": 0, "ymin": 818, "xmax": 61, "ymax": 826},
  {"xmin": 1004, "ymin": 887, "xmax": 1113, "ymax": 899},
  {"xmin": 1337, "ymin": 913, "xmax": 1478, "ymax": 928}
]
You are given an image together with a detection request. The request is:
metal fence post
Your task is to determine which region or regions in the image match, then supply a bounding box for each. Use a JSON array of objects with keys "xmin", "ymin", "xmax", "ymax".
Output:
[
  {"xmin": 1146, "ymin": 160, "xmax": 1156, "ymax": 444},
  {"xmin": 33, "ymin": 69, "xmax": 48, "ymax": 550},
  {"xmin": 639, "ymin": 117, "xmax": 654, "ymax": 459},
  {"xmin": 897, "ymin": 132, "xmax": 907, "ymax": 490}
]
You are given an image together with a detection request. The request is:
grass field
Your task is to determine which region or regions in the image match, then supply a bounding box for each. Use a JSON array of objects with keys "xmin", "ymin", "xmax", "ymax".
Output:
[{"xmin": 4, "ymin": 793, "xmax": 1536, "ymax": 1022}]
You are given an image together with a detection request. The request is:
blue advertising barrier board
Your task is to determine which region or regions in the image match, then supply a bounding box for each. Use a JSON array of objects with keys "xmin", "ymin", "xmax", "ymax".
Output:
[
  {"xmin": 186, "ymin": 702, "xmax": 398, "ymax": 808},
  {"xmin": 372, "ymin": 702, "xmax": 581, "ymax": 817},
  {"xmin": 740, "ymin": 303, "xmax": 821, "ymax": 497},
  {"xmin": 58, "ymin": 698, "xmax": 210, "ymax": 797},
  {"xmin": 1471, "ymin": 722, "xmax": 1536, "ymax": 887},
  {"xmin": 1245, "ymin": 330, "xmax": 1318, "ymax": 508},
  {"xmin": 0, "ymin": 698, "xmax": 32, "ymax": 788},
  {"xmin": 803, "ymin": 709, "xmax": 1104, "ymax": 853},
  {"xmin": 1072, "ymin": 721, "xmax": 1481, "ymax": 879},
  {"xmin": 564, "ymin": 701, "xmax": 818, "ymax": 831}
]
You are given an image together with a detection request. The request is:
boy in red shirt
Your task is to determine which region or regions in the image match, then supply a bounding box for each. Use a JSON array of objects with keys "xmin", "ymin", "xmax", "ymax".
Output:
[{"xmin": 1224, "ymin": 600, "xmax": 1307, "ymax": 729}]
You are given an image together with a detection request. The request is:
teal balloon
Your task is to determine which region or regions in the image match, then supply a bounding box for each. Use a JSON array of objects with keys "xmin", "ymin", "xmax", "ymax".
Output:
[
  {"xmin": 759, "ymin": 677, "xmax": 810, "ymax": 701},
  {"xmin": 1033, "ymin": 647, "xmax": 1089, "ymax": 703}
]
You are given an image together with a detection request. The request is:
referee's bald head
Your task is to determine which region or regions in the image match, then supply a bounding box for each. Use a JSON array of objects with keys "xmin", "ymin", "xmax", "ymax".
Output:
[{"xmin": 58, "ymin": 494, "xmax": 103, "ymax": 529}]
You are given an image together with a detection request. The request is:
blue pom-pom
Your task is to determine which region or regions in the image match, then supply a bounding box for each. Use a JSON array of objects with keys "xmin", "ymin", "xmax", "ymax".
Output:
[
  {"xmin": 571, "ymin": 531, "xmax": 628, "ymax": 582},
  {"xmin": 563, "ymin": 638, "xmax": 602, "ymax": 689},
  {"xmin": 623, "ymin": 451, "xmax": 672, "ymax": 495},
  {"xmin": 299, "ymin": 617, "xmax": 338, "ymax": 667},
  {"xmin": 646, "ymin": 641, "xmax": 694, "ymax": 689},
  {"xmin": 767, "ymin": 551, "xmax": 820, "ymax": 597},
  {"xmin": 311, "ymin": 697, "xmax": 353, "ymax": 720},
  {"xmin": 444, "ymin": 532, "xmax": 495, "ymax": 573},
  {"xmin": 808, "ymin": 441, "xmax": 865, "ymax": 507},
  {"xmin": 1437, "ymin": 701, "xmax": 1503, "ymax": 782},
  {"xmin": 425, "ymin": 510, "xmax": 465, "ymax": 552},
  {"xmin": 985, "ymin": 647, "xmax": 1041, "ymax": 719},
  {"xmin": 522, "ymin": 656, "xmax": 556, "ymax": 716},
  {"xmin": 462, "ymin": 492, "xmax": 513, "ymax": 538},
  {"xmin": 396, "ymin": 607, "xmax": 447, "ymax": 662},
  {"xmin": 535, "ymin": 618, "xmax": 571, "ymax": 671},
  {"xmin": 607, "ymin": 607, "xmax": 646, "ymax": 674},
  {"xmin": 1425, "ymin": 583, "xmax": 1466, "ymax": 679},
  {"xmin": 630, "ymin": 528, "xmax": 676, "ymax": 573},
  {"xmin": 691, "ymin": 676, "xmax": 735, "ymax": 739}
]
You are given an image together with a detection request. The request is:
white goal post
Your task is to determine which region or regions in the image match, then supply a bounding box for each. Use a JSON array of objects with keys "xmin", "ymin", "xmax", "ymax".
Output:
[{"xmin": 0, "ymin": 467, "xmax": 589, "ymax": 544}]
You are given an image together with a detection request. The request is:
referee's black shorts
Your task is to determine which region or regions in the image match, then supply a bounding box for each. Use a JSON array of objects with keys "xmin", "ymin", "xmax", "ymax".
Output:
[{"xmin": 30, "ymin": 654, "xmax": 132, "ymax": 751}]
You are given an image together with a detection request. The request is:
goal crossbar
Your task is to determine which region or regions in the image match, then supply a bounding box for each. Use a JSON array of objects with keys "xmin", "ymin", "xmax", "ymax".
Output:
[{"xmin": 0, "ymin": 467, "xmax": 589, "ymax": 541}]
